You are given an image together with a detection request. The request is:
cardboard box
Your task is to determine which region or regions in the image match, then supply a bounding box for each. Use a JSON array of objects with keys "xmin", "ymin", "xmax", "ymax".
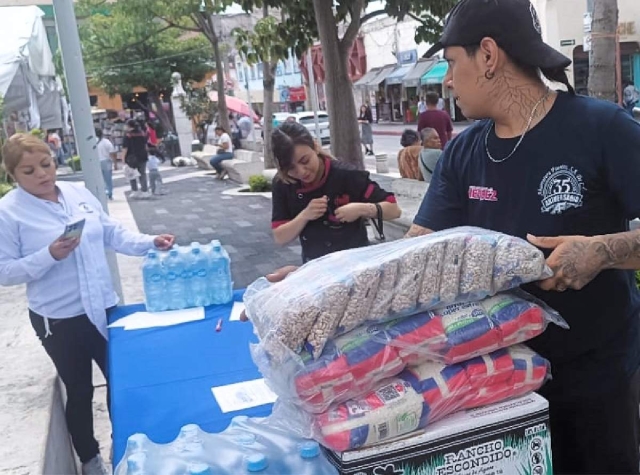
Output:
[{"xmin": 324, "ymin": 393, "xmax": 551, "ymax": 475}]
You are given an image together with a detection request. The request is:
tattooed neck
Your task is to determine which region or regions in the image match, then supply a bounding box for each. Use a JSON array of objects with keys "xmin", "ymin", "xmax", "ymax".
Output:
[{"xmin": 479, "ymin": 66, "xmax": 556, "ymax": 138}]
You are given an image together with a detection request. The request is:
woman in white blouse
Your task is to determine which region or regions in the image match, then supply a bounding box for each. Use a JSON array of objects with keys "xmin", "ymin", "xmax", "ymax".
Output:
[{"xmin": 0, "ymin": 134, "xmax": 175, "ymax": 475}]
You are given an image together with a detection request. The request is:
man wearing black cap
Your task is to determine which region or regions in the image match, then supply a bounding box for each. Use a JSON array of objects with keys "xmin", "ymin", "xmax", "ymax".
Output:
[{"xmin": 407, "ymin": 0, "xmax": 640, "ymax": 473}]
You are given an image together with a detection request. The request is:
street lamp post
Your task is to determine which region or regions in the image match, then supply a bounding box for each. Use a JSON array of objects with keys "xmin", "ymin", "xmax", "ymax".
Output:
[{"xmin": 52, "ymin": 0, "xmax": 123, "ymax": 300}]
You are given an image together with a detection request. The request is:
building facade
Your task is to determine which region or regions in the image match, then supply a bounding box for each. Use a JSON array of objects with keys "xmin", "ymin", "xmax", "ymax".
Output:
[{"xmin": 532, "ymin": 0, "xmax": 640, "ymax": 93}]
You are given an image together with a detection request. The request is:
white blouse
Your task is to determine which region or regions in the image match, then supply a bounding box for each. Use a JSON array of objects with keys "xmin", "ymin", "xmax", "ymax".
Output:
[{"xmin": 0, "ymin": 181, "xmax": 156, "ymax": 338}]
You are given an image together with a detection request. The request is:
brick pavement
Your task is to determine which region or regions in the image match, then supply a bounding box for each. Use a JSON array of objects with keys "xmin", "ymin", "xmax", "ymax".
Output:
[{"xmin": 124, "ymin": 174, "xmax": 302, "ymax": 289}]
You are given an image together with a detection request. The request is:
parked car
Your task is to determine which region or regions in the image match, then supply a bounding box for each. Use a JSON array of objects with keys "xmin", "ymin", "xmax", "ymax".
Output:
[
  {"xmin": 293, "ymin": 111, "xmax": 331, "ymax": 145},
  {"xmin": 260, "ymin": 111, "xmax": 331, "ymax": 145}
]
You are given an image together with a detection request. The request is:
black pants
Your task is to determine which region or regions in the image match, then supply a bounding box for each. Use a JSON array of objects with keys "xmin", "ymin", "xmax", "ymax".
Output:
[
  {"xmin": 539, "ymin": 357, "xmax": 640, "ymax": 474},
  {"xmin": 29, "ymin": 311, "xmax": 109, "ymax": 463}
]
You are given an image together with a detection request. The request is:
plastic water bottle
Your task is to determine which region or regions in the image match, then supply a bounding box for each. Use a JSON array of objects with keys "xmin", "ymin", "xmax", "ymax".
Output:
[
  {"xmin": 126, "ymin": 452, "xmax": 146, "ymax": 474},
  {"xmin": 142, "ymin": 250, "xmax": 166, "ymax": 312},
  {"xmin": 190, "ymin": 247, "xmax": 210, "ymax": 307},
  {"xmin": 209, "ymin": 243, "xmax": 232, "ymax": 304},
  {"xmin": 165, "ymin": 249, "xmax": 187, "ymax": 310}
]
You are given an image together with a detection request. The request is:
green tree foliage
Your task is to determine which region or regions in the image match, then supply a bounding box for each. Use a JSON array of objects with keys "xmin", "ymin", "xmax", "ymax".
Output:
[{"xmin": 78, "ymin": 0, "xmax": 213, "ymax": 133}]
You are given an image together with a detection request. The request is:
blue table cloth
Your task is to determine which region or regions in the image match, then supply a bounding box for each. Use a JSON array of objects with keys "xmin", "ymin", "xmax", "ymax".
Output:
[{"xmin": 108, "ymin": 290, "xmax": 273, "ymax": 467}]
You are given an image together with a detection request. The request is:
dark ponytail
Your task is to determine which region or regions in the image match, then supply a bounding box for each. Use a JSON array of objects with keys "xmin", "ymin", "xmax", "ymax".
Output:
[{"xmin": 540, "ymin": 67, "xmax": 575, "ymax": 94}]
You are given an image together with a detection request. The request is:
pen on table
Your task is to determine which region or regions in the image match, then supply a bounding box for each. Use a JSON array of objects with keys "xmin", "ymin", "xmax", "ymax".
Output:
[{"xmin": 216, "ymin": 318, "xmax": 223, "ymax": 332}]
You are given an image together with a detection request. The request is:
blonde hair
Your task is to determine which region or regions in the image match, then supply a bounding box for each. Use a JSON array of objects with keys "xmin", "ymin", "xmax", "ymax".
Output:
[{"xmin": 1, "ymin": 133, "xmax": 52, "ymax": 176}]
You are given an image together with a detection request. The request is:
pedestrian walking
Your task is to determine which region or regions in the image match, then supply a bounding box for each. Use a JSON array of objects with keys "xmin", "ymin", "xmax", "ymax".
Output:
[
  {"xmin": 623, "ymin": 80, "xmax": 638, "ymax": 117},
  {"xmin": 95, "ymin": 129, "xmax": 117, "ymax": 201},
  {"xmin": 122, "ymin": 120, "xmax": 150, "ymax": 199},
  {"xmin": 358, "ymin": 105, "xmax": 374, "ymax": 156},
  {"xmin": 417, "ymin": 97, "xmax": 427, "ymax": 114},
  {"xmin": 47, "ymin": 129, "xmax": 63, "ymax": 166},
  {"xmin": 405, "ymin": 0, "xmax": 640, "ymax": 472},
  {"xmin": 147, "ymin": 146, "xmax": 165, "ymax": 195},
  {"xmin": 0, "ymin": 133, "xmax": 175, "ymax": 475},
  {"xmin": 397, "ymin": 129, "xmax": 424, "ymax": 181},
  {"xmin": 418, "ymin": 127, "xmax": 442, "ymax": 182},
  {"xmin": 270, "ymin": 122, "xmax": 401, "ymax": 262},
  {"xmin": 209, "ymin": 126, "xmax": 234, "ymax": 180},
  {"xmin": 417, "ymin": 91, "xmax": 453, "ymax": 148}
]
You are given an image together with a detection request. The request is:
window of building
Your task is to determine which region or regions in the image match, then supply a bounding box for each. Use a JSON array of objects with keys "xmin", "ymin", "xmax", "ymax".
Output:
[
  {"xmin": 293, "ymin": 55, "xmax": 300, "ymax": 73},
  {"xmin": 237, "ymin": 64, "xmax": 244, "ymax": 82},
  {"xmin": 276, "ymin": 61, "xmax": 284, "ymax": 76},
  {"xmin": 284, "ymin": 56, "xmax": 293, "ymax": 75},
  {"xmin": 257, "ymin": 63, "xmax": 263, "ymax": 79},
  {"xmin": 250, "ymin": 65, "xmax": 256, "ymax": 80}
]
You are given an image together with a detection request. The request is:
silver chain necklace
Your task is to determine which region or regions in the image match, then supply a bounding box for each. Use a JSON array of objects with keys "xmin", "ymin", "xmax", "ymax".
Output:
[{"xmin": 485, "ymin": 87, "xmax": 551, "ymax": 163}]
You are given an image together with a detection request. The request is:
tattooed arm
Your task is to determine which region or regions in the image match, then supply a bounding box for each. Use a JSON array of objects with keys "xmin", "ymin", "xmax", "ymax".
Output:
[
  {"xmin": 404, "ymin": 224, "xmax": 434, "ymax": 238},
  {"xmin": 528, "ymin": 231, "xmax": 640, "ymax": 292}
]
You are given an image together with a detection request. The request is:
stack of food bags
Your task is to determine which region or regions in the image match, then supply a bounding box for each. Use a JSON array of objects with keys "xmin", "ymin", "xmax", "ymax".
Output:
[{"xmin": 243, "ymin": 227, "xmax": 567, "ymax": 452}]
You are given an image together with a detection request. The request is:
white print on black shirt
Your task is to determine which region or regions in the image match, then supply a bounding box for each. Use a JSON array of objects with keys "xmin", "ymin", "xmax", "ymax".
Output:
[{"xmin": 538, "ymin": 165, "xmax": 584, "ymax": 215}]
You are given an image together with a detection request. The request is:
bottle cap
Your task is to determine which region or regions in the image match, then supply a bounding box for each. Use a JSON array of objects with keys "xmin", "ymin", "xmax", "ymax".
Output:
[
  {"xmin": 245, "ymin": 453, "xmax": 268, "ymax": 472},
  {"xmin": 299, "ymin": 440, "xmax": 320, "ymax": 459},
  {"xmin": 187, "ymin": 463, "xmax": 211, "ymax": 475},
  {"xmin": 147, "ymin": 250, "xmax": 157, "ymax": 258},
  {"xmin": 169, "ymin": 249, "xmax": 179, "ymax": 256},
  {"xmin": 192, "ymin": 247, "xmax": 201, "ymax": 254},
  {"xmin": 235, "ymin": 433, "xmax": 256, "ymax": 446}
]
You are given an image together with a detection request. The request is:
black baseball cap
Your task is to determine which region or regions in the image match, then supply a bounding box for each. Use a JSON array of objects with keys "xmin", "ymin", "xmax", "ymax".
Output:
[{"xmin": 424, "ymin": 0, "xmax": 571, "ymax": 70}]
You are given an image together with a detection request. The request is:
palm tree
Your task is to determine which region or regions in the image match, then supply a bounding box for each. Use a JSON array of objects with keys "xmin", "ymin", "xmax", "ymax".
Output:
[{"xmin": 588, "ymin": 0, "xmax": 619, "ymax": 102}]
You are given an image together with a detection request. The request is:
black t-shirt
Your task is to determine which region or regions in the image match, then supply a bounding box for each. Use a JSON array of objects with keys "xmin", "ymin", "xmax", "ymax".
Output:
[
  {"xmin": 272, "ymin": 158, "xmax": 396, "ymax": 261},
  {"xmin": 414, "ymin": 92, "xmax": 640, "ymax": 378},
  {"xmin": 123, "ymin": 131, "xmax": 148, "ymax": 166}
]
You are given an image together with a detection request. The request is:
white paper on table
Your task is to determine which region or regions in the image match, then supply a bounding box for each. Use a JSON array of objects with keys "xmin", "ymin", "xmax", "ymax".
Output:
[
  {"xmin": 211, "ymin": 378, "xmax": 277, "ymax": 413},
  {"xmin": 108, "ymin": 307, "xmax": 205, "ymax": 330},
  {"xmin": 229, "ymin": 302, "xmax": 245, "ymax": 321}
]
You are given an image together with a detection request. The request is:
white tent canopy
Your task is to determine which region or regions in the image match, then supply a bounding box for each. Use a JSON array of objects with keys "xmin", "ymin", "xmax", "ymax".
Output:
[{"xmin": 0, "ymin": 6, "xmax": 63, "ymax": 130}]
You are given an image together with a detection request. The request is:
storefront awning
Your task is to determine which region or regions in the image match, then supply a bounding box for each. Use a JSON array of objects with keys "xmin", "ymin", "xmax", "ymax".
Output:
[
  {"xmin": 360, "ymin": 64, "xmax": 397, "ymax": 89},
  {"xmin": 421, "ymin": 60, "xmax": 449, "ymax": 85},
  {"xmin": 353, "ymin": 67, "xmax": 381, "ymax": 88},
  {"xmin": 384, "ymin": 63, "xmax": 414, "ymax": 86},
  {"xmin": 403, "ymin": 59, "xmax": 437, "ymax": 88}
]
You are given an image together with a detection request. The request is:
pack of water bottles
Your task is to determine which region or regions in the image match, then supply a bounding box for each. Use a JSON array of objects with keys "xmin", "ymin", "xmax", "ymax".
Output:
[
  {"xmin": 115, "ymin": 417, "xmax": 338, "ymax": 475},
  {"xmin": 142, "ymin": 240, "xmax": 233, "ymax": 312}
]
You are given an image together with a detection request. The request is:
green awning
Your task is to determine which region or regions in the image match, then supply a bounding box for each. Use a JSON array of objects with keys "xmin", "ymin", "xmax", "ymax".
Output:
[{"xmin": 421, "ymin": 60, "xmax": 449, "ymax": 85}]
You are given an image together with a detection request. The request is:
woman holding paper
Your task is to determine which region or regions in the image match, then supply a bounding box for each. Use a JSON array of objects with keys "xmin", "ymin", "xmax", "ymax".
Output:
[{"xmin": 0, "ymin": 133, "xmax": 174, "ymax": 475}]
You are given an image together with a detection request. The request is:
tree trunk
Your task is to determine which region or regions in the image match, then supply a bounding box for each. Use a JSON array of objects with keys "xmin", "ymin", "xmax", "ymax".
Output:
[
  {"xmin": 312, "ymin": 0, "xmax": 364, "ymax": 170},
  {"xmin": 203, "ymin": 13, "xmax": 230, "ymax": 132},
  {"xmin": 148, "ymin": 91, "xmax": 174, "ymax": 134},
  {"xmin": 588, "ymin": 0, "xmax": 618, "ymax": 102},
  {"xmin": 262, "ymin": 5, "xmax": 276, "ymax": 169}
]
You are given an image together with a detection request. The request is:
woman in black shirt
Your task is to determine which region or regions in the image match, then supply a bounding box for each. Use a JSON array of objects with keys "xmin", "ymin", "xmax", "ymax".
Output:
[
  {"xmin": 122, "ymin": 120, "xmax": 149, "ymax": 198},
  {"xmin": 270, "ymin": 122, "xmax": 401, "ymax": 262}
]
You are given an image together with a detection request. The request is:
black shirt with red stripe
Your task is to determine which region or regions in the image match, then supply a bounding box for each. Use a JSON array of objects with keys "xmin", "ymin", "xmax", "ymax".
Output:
[{"xmin": 272, "ymin": 158, "xmax": 396, "ymax": 262}]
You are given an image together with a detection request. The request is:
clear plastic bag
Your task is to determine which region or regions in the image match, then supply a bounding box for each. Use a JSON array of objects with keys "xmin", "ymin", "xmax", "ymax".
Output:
[
  {"xmin": 244, "ymin": 227, "xmax": 551, "ymax": 361},
  {"xmin": 272, "ymin": 345, "xmax": 550, "ymax": 452},
  {"xmin": 251, "ymin": 290, "xmax": 565, "ymax": 413}
]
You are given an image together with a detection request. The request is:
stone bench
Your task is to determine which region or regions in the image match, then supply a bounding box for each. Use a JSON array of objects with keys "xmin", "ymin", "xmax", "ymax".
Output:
[
  {"xmin": 219, "ymin": 150, "xmax": 264, "ymax": 184},
  {"xmin": 191, "ymin": 144, "xmax": 217, "ymax": 170}
]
